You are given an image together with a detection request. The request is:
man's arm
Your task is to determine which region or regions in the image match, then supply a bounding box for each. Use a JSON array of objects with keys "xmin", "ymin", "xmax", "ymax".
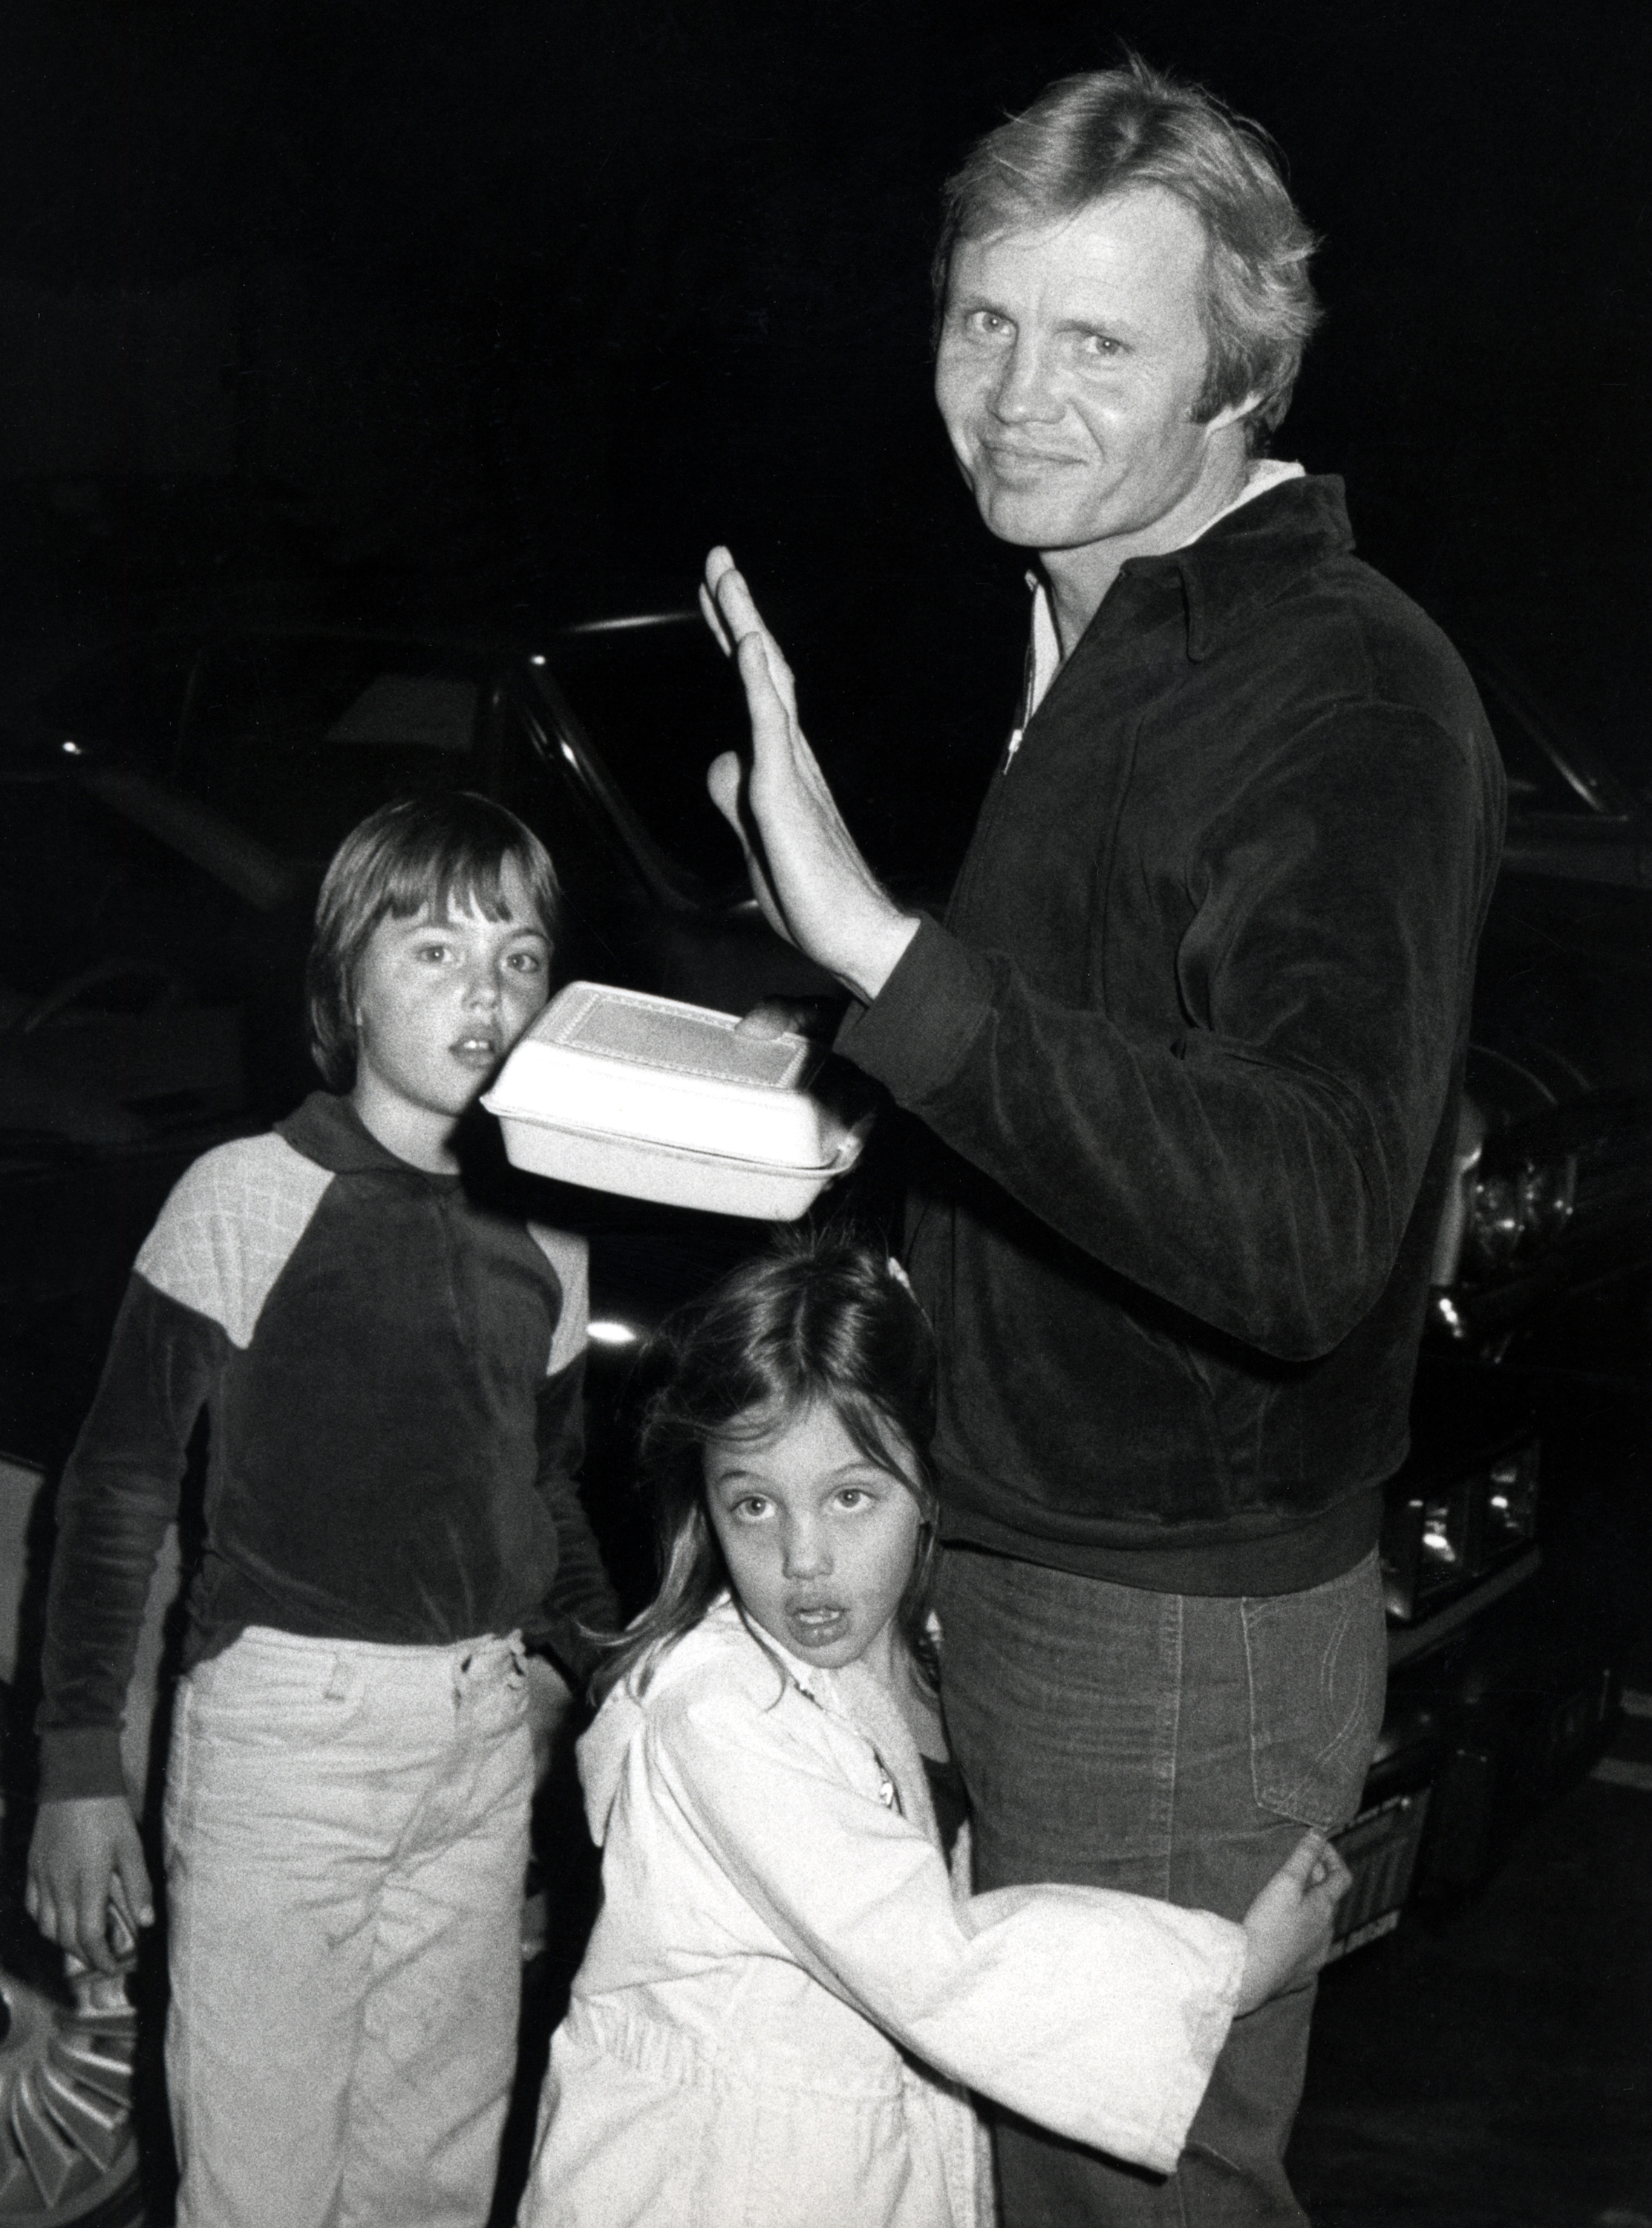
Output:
[
  {"xmin": 523, "ymin": 1227, "xmax": 619, "ymax": 1684},
  {"xmin": 703, "ymin": 551, "xmax": 1501, "ymax": 1361},
  {"xmin": 531, "ymin": 1349, "xmax": 620, "ymax": 1666},
  {"xmin": 843, "ymin": 700, "xmax": 1498, "ymax": 1358}
]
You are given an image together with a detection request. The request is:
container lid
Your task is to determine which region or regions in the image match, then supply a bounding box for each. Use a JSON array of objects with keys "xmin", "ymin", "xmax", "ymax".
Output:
[{"xmin": 483, "ymin": 982, "xmax": 841, "ymax": 1170}]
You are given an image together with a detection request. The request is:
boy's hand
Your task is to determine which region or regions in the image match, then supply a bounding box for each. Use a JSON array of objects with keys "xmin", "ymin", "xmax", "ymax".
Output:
[
  {"xmin": 27, "ymin": 1796, "xmax": 154, "ymax": 1975},
  {"xmin": 1236, "ymin": 1829, "xmax": 1351, "ymax": 2015}
]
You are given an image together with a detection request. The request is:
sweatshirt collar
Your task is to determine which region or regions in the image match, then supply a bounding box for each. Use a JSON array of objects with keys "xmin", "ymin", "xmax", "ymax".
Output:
[{"xmin": 275, "ymin": 1089, "xmax": 459, "ymax": 1181}]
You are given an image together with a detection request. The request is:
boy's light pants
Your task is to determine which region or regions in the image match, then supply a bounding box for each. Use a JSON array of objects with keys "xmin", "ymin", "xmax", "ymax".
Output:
[{"xmin": 163, "ymin": 1625, "xmax": 534, "ymax": 2228}]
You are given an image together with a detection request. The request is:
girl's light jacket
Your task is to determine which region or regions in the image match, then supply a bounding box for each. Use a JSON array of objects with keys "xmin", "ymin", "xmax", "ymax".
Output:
[{"xmin": 518, "ymin": 1601, "xmax": 1245, "ymax": 2228}]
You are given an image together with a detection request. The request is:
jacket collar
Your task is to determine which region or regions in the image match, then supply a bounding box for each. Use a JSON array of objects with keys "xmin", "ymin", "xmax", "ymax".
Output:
[
  {"xmin": 275, "ymin": 1089, "xmax": 451, "ymax": 1179},
  {"xmin": 1109, "ymin": 472, "xmax": 1355, "ymax": 663}
]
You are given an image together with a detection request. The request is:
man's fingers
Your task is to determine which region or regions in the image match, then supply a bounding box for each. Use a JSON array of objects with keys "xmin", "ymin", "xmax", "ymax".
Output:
[
  {"xmin": 734, "ymin": 998, "xmax": 831, "ymax": 1041},
  {"xmin": 699, "ymin": 579, "xmax": 734, "ymax": 659},
  {"xmin": 706, "ymin": 551, "xmax": 800, "ymax": 720},
  {"xmin": 730, "ymin": 610, "xmax": 799, "ymax": 732},
  {"xmin": 734, "ymin": 631, "xmax": 791, "ymax": 736},
  {"xmin": 708, "ymin": 749, "xmax": 745, "ymax": 837},
  {"xmin": 706, "ymin": 752, "xmax": 796, "ymax": 951}
]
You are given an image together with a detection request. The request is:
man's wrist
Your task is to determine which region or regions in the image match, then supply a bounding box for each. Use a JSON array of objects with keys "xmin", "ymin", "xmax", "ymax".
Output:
[{"xmin": 838, "ymin": 909, "xmax": 921, "ymax": 1006}]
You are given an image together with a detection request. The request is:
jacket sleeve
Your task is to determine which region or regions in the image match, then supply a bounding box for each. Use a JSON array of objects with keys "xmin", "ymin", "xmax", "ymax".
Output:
[
  {"xmin": 528, "ymin": 1349, "xmax": 619, "ymax": 1683},
  {"xmin": 523, "ymin": 1227, "xmax": 618, "ymax": 1681},
  {"xmin": 653, "ymin": 1683, "xmax": 1244, "ymax": 2176},
  {"xmin": 37, "ymin": 1275, "xmax": 221, "ymax": 1800},
  {"xmin": 840, "ymin": 700, "xmax": 1502, "ymax": 1358}
]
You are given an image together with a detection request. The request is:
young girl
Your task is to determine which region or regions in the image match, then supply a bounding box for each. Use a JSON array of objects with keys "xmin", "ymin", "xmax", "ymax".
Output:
[
  {"xmin": 28, "ymin": 793, "xmax": 617, "ymax": 2228},
  {"xmin": 517, "ymin": 1236, "xmax": 1348, "ymax": 2228}
]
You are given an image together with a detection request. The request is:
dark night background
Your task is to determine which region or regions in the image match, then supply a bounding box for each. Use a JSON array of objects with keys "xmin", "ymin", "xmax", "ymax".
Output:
[
  {"xmin": 1, "ymin": 13, "xmax": 1650, "ymax": 2218},
  {"xmin": 1, "ymin": 0, "xmax": 1648, "ymax": 860}
]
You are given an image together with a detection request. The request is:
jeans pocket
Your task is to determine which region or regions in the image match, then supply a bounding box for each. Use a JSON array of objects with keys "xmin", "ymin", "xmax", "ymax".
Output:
[
  {"xmin": 186, "ymin": 1641, "xmax": 364, "ymax": 1752},
  {"xmin": 1242, "ymin": 1550, "xmax": 1387, "ymax": 1829}
]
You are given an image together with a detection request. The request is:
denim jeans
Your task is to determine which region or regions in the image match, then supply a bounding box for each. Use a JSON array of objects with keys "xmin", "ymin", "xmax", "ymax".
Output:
[
  {"xmin": 936, "ymin": 1545, "xmax": 1386, "ymax": 2228},
  {"xmin": 163, "ymin": 1625, "xmax": 533, "ymax": 2228}
]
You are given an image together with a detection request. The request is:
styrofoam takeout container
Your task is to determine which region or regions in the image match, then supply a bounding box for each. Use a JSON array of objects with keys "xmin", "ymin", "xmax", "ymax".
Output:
[{"xmin": 483, "ymin": 981, "xmax": 866, "ymax": 1219}]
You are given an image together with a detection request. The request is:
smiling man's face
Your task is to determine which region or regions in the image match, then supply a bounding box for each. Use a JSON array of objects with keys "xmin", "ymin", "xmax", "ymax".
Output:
[{"xmin": 935, "ymin": 186, "xmax": 1253, "ymax": 582}]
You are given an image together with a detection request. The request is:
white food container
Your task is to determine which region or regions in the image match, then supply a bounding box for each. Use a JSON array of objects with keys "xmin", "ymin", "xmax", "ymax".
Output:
[{"xmin": 483, "ymin": 981, "xmax": 866, "ymax": 1219}]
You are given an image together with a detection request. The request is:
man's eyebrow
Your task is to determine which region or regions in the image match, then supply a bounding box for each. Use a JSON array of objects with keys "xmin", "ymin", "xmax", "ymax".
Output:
[{"xmin": 945, "ymin": 282, "xmax": 1008, "ymax": 314}]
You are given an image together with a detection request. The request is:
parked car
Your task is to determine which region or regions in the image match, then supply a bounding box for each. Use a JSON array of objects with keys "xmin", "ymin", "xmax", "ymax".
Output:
[
  {"xmin": 1323, "ymin": 648, "xmax": 1652, "ymax": 1951},
  {"xmin": 0, "ymin": 610, "xmax": 1645, "ymax": 2214}
]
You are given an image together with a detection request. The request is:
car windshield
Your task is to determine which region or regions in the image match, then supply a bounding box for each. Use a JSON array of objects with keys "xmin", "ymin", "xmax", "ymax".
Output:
[
  {"xmin": 546, "ymin": 619, "xmax": 749, "ymax": 890},
  {"xmin": 32, "ymin": 640, "xmax": 196, "ymax": 759},
  {"xmin": 1476, "ymin": 671, "xmax": 1610, "ymax": 818},
  {"xmin": 177, "ymin": 638, "xmax": 490, "ymax": 858}
]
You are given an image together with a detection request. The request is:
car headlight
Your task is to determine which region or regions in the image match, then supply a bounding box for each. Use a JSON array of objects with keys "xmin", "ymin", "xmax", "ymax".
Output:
[
  {"xmin": 1381, "ymin": 1434, "xmax": 1541, "ymax": 1623},
  {"xmin": 1462, "ymin": 1149, "xmax": 1576, "ymax": 1276}
]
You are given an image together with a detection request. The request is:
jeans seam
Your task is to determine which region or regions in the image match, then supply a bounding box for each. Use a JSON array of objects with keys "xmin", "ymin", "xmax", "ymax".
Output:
[{"xmin": 1154, "ymin": 1592, "xmax": 1184, "ymax": 1903}]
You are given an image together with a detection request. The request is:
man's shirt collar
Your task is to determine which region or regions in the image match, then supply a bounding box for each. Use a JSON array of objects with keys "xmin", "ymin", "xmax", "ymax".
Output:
[{"xmin": 1022, "ymin": 459, "xmax": 1309, "ymax": 720}]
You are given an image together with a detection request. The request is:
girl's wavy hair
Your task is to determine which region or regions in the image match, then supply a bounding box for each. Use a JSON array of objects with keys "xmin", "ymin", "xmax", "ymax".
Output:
[
  {"xmin": 593, "ymin": 1231, "xmax": 939, "ymax": 1705},
  {"xmin": 935, "ymin": 54, "xmax": 1322, "ymax": 453},
  {"xmin": 306, "ymin": 792, "xmax": 561, "ymax": 1091}
]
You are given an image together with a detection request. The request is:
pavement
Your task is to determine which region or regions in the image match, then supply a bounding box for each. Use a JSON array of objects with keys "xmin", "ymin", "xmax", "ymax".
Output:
[{"xmin": 1290, "ymin": 1652, "xmax": 1652, "ymax": 2227}]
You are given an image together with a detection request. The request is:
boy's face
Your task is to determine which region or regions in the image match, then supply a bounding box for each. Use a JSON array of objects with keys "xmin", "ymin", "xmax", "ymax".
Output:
[{"xmin": 349, "ymin": 861, "xmax": 552, "ymax": 1169}]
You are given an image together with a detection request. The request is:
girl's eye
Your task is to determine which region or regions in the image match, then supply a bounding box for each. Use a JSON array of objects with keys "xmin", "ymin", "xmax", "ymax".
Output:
[
  {"xmin": 416, "ymin": 941, "xmax": 451, "ymax": 962},
  {"xmin": 507, "ymin": 948, "xmax": 546, "ymax": 974},
  {"xmin": 835, "ymin": 1488, "xmax": 871, "ymax": 1511},
  {"xmin": 733, "ymin": 1495, "xmax": 771, "ymax": 1520}
]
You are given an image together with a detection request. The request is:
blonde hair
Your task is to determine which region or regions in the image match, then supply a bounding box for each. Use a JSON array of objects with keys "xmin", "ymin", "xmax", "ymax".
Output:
[
  {"xmin": 306, "ymin": 792, "xmax": 560, "ymax": 1090},
  {"xmin": 936, "ymin": 55, "xmax": 1321, "ymax": 451}
]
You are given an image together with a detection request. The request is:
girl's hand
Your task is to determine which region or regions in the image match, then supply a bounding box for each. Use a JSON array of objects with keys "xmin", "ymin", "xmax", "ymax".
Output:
[
  {"xmin": 1236, "ymin": 1829, "xmax": 1351, "ymax": 2014},
  {"xmin": 27, "ymin": 1796, "xmax": 154, "ymax": 1975}
]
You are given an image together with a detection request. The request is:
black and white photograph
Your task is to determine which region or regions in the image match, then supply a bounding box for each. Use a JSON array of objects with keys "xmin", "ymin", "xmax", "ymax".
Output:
[{"xmin": 0, "ymin": 3, "xmax": 1647, "ymax": 2224}]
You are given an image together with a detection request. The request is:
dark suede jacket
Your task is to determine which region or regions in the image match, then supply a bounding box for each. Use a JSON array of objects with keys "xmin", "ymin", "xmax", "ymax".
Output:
[{"xmin": 839, "ymin": 475, "xmax": 1505, "ymax": 1595}]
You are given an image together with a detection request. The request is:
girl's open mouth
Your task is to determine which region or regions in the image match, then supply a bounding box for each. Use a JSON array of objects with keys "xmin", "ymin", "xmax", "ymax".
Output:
[{"xmin": 786, "ymin": 1606, "xmax": 850, "ymax": 1645}]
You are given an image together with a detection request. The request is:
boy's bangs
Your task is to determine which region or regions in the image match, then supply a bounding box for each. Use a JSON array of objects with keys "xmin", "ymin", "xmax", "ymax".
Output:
[{"xmin": 378, "ymin": 833, "xmax": 558, "ymax": 936}]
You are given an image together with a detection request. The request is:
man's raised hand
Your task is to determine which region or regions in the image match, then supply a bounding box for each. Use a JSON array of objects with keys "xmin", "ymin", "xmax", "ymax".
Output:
[{"xmin": 700, "ymin": 548, "xmax": 918, "ymax": 1006}]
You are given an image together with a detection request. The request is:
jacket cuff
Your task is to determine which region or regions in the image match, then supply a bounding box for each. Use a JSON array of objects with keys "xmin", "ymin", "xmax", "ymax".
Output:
[
  {"xmin": 835, "ymin": 916, "xmax": 996, "ymax": 1106},
  {"xmin": 38, "ymin": 1727, "xmax": 128, "ymax": 1802}
]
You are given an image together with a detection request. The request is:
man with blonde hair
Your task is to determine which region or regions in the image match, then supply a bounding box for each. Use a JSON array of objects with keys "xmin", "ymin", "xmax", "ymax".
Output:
[{"xmin": 703, "ymin": 56, "xmax": 1504, "ymax": 2224}]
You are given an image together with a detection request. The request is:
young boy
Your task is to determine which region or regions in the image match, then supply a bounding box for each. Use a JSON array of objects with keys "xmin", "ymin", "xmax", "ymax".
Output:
[{"xmin": 27, "ymin": 792, "xmax": 617, "ymax": 2228}]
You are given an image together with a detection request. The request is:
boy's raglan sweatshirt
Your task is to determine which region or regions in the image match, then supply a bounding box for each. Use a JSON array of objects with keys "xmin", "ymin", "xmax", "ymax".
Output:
[{"xmin": 38, "ymin": 1091, "xmax": 616, "ymax": 1801}]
